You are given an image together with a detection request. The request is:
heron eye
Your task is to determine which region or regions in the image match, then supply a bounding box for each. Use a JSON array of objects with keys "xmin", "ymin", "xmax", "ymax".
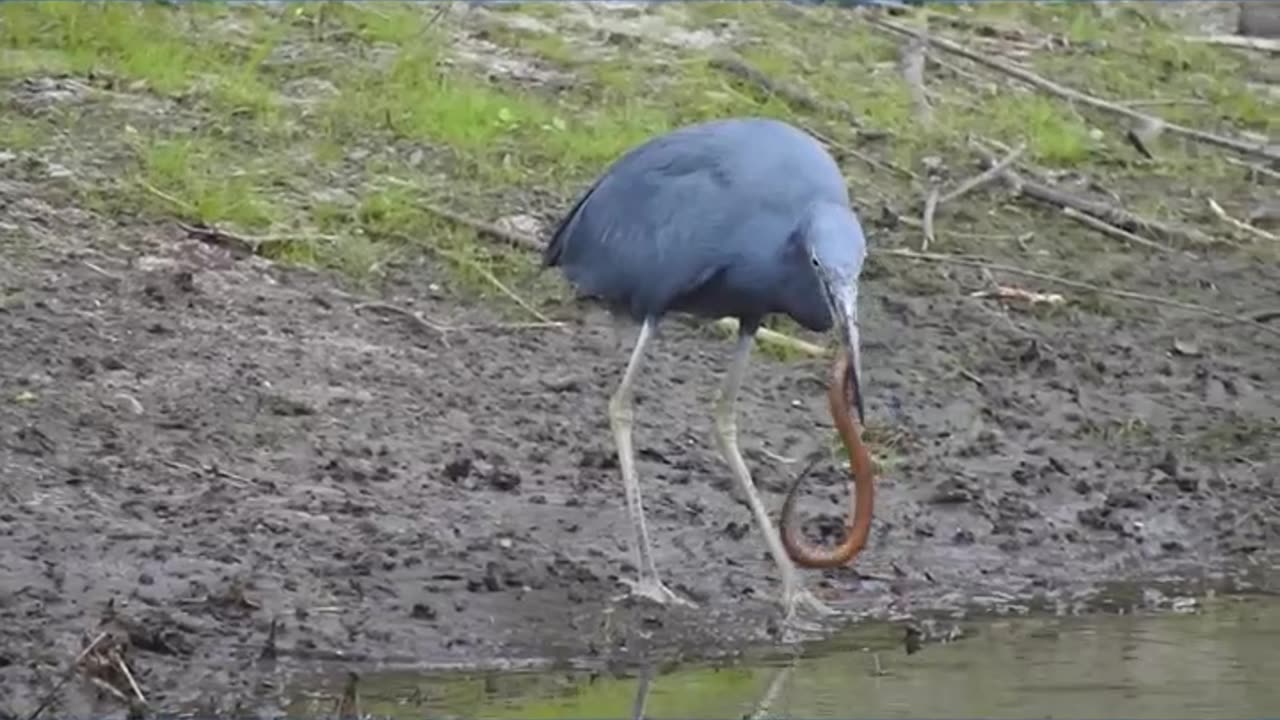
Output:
[{"xmin": 810, "ymin": 256, "xmax": 820, "ymax": 267}]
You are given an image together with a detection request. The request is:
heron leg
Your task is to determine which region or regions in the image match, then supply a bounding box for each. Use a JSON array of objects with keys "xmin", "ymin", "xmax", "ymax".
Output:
[
  {"xmin": 609, "ymin": 319, "xmax": 695, "ymax": 608},
  {"xmin": 712, "ymin": 330, "xmax": 837, "ymax": 625}
]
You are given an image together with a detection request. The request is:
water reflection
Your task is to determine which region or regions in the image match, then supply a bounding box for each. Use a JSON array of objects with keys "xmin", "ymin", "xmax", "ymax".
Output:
[{"xmin": 288, "ymin": 595, "xmax": 1280, "ymax": 719}]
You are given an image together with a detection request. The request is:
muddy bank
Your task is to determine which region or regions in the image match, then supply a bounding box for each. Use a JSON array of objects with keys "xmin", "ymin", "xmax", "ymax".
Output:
[{"xmin": 2, "ymin": 186, "xmax": 1277, "ymax": 715}]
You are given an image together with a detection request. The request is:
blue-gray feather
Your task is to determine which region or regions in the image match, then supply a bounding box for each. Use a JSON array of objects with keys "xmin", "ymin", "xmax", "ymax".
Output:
[{"xmin": 543, "ymin": 117, "xmax": 857, "ymax": 333}]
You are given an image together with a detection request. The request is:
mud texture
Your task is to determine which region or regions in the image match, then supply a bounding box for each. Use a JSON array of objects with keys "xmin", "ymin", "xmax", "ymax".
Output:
[{"xmin": 3, "ymin": 179, "xmax": 1280, "ymax": 716}]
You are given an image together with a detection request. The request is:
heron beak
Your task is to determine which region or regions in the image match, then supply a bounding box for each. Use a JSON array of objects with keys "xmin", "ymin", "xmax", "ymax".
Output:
[{"xmin": 829, "ymin": 282, "xmax": 865, "ymax": 425}]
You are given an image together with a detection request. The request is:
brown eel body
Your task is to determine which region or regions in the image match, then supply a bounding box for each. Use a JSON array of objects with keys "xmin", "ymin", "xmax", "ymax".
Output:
[{"xmin": 779, "ymin": 348, "xmax": 876, "ymax": 568}]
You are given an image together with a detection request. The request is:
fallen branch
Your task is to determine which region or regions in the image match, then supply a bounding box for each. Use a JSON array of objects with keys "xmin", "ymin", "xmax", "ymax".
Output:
[
  {"xmin": 1062, "ymin": 207, "xmax": 1179, "ymax": 255},
  {"xmin": 418, "ymin": 201, "xmax": 543, "ymax": 253},
  {"xmin": 972, "ymin": 139, "xmax": 1209, "ymax": 248},
  {"xmin": 112, "ymin": 649, "xmax": 145, "ymax": 705},
  {"xmin": 921, "ymin": 186, "xmax": 939, "ymax": 252},
  {"xmin": 25, "ymin": 633, "xmax": 111, "ymax": 720},
  {"xmin": 1224, "ymin": 156, "xmax": 1280, "ymax": 183},
  {"xmin": 899, "ymin": 32, "xmax": 932, "ymax": 123},
  {"xmin": 435, "ymin": 247, "xmax": 561, "ymax": 327},
  {"xmin": 142, "ymin": 184, "xmax": 335, "ymax": 255},
  {"xmin": 355, "ymin": 302, "xmax": 450, "ymax": 336},
  {"xmin": 868, "ymin": 17, "xmax": 1280, "ymax": 163},
  {"xmin": 1119, "ymin": 98, "xmax": 1210, "ymax": 109},
  {"xmin": 355, "ymin": 301, "xmax": 566, "ymax": 337},
  {"xmin": 879, "ymin": 248, "xmax": 1280, "ymax": 339},
  {"xmin": 162, "ymin": 459, "xmax": 252, "ymax": 487},
  {"xmin": 971, "ymin": 285, "xmax": 1065, "ymax": 306},
  {"xmin": 176, "ymin": 221, "xmax": 337, "ymax": 257},
  {"xmin": 715, "ymin": 318, "xmax": 828, "ymax": 357},
  {"xmin": 938, "ymin": 142, "xmax": 1026, "ymax": 206},
  {"xmin": 1182, "ymin": 34, "xmax": 1280, "ymax": 54},
  {"xmin": 1206, "ymin": 198, "xmax": 1279, "ymax": 242},
  {"xmin": 804, "ymin": 122, "xmax": 919, "ymax": 182}
]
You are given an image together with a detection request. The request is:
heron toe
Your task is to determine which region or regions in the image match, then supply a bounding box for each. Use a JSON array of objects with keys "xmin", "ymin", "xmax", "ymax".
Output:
[
  {"xmin": 616, "ymin": 576, "xmax": 698, "ymax": 608},
  {"xmin": 780, "ymin": 585, "xmax": 840, "ymax": 634}
]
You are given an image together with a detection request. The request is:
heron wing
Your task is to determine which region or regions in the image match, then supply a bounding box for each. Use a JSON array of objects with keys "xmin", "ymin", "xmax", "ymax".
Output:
[{"xmin": 545, "ymin": 129, "xmax": 789, "ymax": 320}]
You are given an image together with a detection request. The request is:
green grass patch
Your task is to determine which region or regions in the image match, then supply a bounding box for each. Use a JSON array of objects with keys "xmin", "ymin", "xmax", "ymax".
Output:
[
  {"xmin": 134, "ymin": 136, "xmax": 274, "ymax": 230},
  {"xmin": 0, "ymin": 115, "xmax": 52, "ymax": 151}
]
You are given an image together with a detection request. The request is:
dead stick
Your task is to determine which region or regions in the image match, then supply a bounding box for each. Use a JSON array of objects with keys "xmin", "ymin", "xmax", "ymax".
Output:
[
  {"xmin": 25, "ymin": 633, "xmax": 111, "ymax": 720},
  {"xmin": 938, "ymin": 143, "xmax": 1026, "ymax": 205},
  {"xmin": 899, "ymin": 32, "xmax": 932, "ymax": 123},
  {"xmin": 1062, "ymin": 207, "xmax": 1179, "ymax": 255},
  {"xmin": 1182, "ymin": 34, "xmax": 1280, "ymax": 54},
  {"xmin": 1224, "ymin": 156, "xmax": 1280, "ymax": 183},
  {"xmin": 879, "ymin": 248, "xmax": 1280, "ymax": 339},
  {"xmin": 716, "ymin": 318, "xmax": 828, "ymax": 357},
  {"xmin": 435, "ymin": 248, "xmax": 560, "ymax": 327},
  {"xmin": 355, "ymin": 301, "xmax": 566, "ymax": 335},
  {"xmin": 87, "ymin": 677, "xmax": 130, "ymax": 704},
  {"xmin": 1207, "ymin": 198, "xmax": 1279, "ymax": 242},
  {"xmin": 112, "ymin": 652, "xmax": 146, "ymax": 704},
  {"xmin": 869, "ymin": 17, "xmax": 1280, "ymax": 163},
  {"xmin": 972, "ymin": 139, "xmax": 1210, "ymax": 247},
  {"xmin": 418, "ymin": 202, "xmax": 543, "ymax": 253},
  {"xmin": 804, "ymin": 124, "xmax": 918, "ymax": 182},
  {"xmin": 355, "ymin": 302, "xmax": 450, "ymax": 335},
  {"xmin": 921, "ymin": 186, "xmax": 939, "ymax": 252}
]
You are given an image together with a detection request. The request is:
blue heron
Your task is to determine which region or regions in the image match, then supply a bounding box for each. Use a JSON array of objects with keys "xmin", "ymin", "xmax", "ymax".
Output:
[{"xmin": 542, "ymin": 117, "xmax": 868, "ymax": 623}]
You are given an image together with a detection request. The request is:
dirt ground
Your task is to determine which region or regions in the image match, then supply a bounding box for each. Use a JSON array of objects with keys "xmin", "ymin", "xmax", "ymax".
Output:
[
  {"xmin": 3, "ymin": 165, "xmax": 1279, "ymax": 716},
  {"xmin": 3, "ymin": 2, "xmax": 1280, "ymax": 717}
]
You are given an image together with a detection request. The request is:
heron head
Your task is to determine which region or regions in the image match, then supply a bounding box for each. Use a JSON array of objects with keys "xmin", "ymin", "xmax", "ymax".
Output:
[{"xmin": 803, "ymin": 201, "xmax": 868, "ymax": 424}]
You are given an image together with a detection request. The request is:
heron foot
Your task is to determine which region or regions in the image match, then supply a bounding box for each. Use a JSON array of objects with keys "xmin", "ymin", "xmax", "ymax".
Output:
[
  {"xmin": 614, "ymin": 576, "xmax": 698, "ymax": 608},
  {"xmin": 776, "ymin": 584, "xmax": 839, "ymax": 640}
]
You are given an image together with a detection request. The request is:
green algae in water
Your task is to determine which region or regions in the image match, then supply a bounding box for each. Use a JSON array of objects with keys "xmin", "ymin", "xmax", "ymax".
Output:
[{"xmin": 287, "ymin": 595, "xmax": 1280, "ymax": 719}]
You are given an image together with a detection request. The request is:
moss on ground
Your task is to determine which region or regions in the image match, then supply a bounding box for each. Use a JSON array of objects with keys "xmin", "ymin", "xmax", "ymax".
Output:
[{"xmin": 1, "ymin": 1, "xmax": 1274, "ymax": 325}]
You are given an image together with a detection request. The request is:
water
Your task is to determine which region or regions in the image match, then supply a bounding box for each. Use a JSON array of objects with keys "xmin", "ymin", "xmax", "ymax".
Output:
[{"xmin": 288, "ymin": 595, "xmax": 1280, "ymax": 719}]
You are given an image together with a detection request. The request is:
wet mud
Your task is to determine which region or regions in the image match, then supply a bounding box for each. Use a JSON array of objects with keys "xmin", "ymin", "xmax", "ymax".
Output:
[{"xmin": 2, "ymin": 180, "xmax": 1278, "ymax": 716}]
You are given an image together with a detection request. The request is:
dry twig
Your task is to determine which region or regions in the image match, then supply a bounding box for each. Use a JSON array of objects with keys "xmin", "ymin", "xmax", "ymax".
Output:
[
  {"xmin": 715, "ymin": 318, "xmax": 828, "ymax": 357},
  {"xmin": 1224, "ymin": 156, "xmax": 1280, "ymax": 183},
  {"xmin": 1182, "ymin": 34, "xmax": 1280, "ymax": 54},
  {"xmin": 1062, "ymin": 207, "xmax": 1179, "ymax": 255},
  {"xmin": 418, "ymin": 201, "xmax": 543, "ymax": 253},
  {"xmin": 869, "ymin": 17, "xmax": 1280, "ymax": 163},
  {"xmin": 112, "ymin": 650, "xmax": 146, "ymax": 704},
  {"xmin": 899, "ymin": 32, "xmax": 932, "ymax": 123},
  {"xmin": 436, "ymin": 247, "xmax": 560, "ymax": 327},
  {"xmin": 921, "ymin": 186, "xmax": 939, "ymax": 252},
  {"xmin": 938, "ymin": 142, "xmax": 1026, "ymax": 206},
  {"xmin": 803, "ymin": 123, "xmax": 919, "ymax": 182},
  {"xmin": 25, "ymin": 633, "xmax": 111, "ymax": 720},
  {"xmin": 162, "ymin": 459, "xmax": 252, "ymax": 487},
  {"xmin": 355, "ymin": 302, "xmax": 449, "ymax": 336},
  {"xmin": 1206, "ymin": 198, "xmax": 1279, "ymax": 242},
  {"xmin": 355, "ymin": 301, "xmax": 565, "ymax": 338},
  {"xmin": 971, "ymin": 139, "xmax": 1208, "ymax": 248}
]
